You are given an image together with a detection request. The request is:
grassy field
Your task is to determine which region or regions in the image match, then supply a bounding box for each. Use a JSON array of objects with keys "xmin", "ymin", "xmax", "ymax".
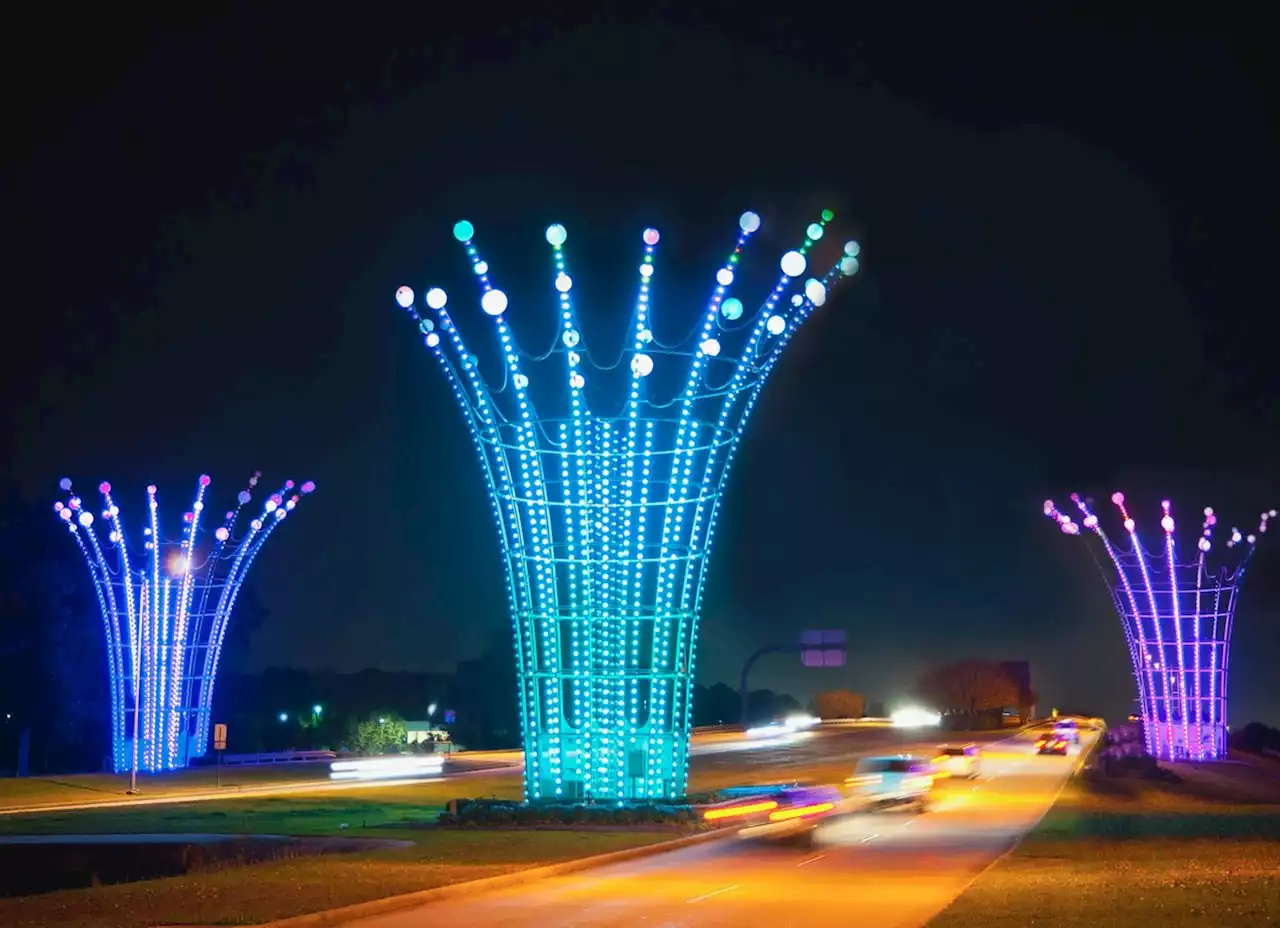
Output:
[
  {"xmin": 0, "ymin": 828, "xmax": 676, "ymax": 928},
  {"xmin": 0, "ymin": 772, "xmax": 696, "ymax": 927},
  {"xmin": 930, "ymin": 767, "xmax": 1280, "ymax": 927},
  {"xmin": 0, "ymin": 755, "xmax": 517, "ymax": 811}
]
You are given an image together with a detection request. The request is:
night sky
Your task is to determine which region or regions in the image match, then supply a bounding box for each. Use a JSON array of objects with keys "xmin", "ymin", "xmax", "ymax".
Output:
[{"xmin": 6, "ymin": 9, "xmax": 1277, "ymax": 724}]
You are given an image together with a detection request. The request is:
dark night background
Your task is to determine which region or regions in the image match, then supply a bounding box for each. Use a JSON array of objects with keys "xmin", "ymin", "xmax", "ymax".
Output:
[{"xmin": 3, "ymin": 8, "xmax": 1276, "ymax": 729}]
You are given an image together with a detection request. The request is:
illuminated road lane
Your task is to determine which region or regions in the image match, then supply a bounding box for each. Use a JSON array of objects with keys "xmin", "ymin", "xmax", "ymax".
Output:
[{"xmin": 346, "ymin": 731, "xmax": 1094, "ymax": 928}]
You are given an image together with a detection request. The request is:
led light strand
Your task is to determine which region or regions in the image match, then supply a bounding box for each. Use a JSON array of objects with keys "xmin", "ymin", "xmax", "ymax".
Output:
[
  {"xmin": 1159, "ymin": 500, "xmax": 1192, "ymax": 754},
  {"xmin": 410, "ymin": 280, "xmax": 544, "ymax": 796},
  {"xmin": 1061, "ymin": 495, "xmax": 1156, "ymax": 752}
]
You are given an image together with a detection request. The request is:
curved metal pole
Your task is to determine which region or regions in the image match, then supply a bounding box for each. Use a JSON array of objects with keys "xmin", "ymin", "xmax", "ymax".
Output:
[{"xmin": 739, "ymin": 644, "xmax": 801, "ymax": 727}]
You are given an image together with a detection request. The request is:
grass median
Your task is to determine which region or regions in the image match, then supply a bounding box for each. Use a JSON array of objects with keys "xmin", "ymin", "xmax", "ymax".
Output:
[
  {"xmin": 0, "ymin": 771, "xmax": 692, "ymax": 928},
  {"xmin": 930, "ymin": 766, "xmax": 1280, "ymax": 927}
]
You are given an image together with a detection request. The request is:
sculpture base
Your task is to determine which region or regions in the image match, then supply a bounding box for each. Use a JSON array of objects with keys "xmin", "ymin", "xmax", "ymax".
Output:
[{"xmin": 1142, "ymin": 720, "xmax": 1227, "ymax": 762}]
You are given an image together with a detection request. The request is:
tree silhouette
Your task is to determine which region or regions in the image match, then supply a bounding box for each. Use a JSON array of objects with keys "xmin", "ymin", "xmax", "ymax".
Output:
[
  {"xmin": 915, "ymin": 660, "xmax": 1019, "ymax": 717},
  {"xmin": 809, "ymin": 689, "xmax": 865, "ymax": 719}
]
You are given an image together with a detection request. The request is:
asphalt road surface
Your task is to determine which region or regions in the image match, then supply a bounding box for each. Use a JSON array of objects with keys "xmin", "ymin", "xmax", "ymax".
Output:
[{"xmin": 347, "ymin": 729, "xmax": 1094, "ymax": 928}]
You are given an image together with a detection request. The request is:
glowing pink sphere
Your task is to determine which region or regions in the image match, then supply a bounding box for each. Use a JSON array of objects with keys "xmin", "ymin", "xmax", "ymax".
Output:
[
  {"xmin": 184, "ymin": 512, "xmax": 193, "ymax": 523},
  {"xmin": 147, "ymin": 485, "xmax": 158, "ymax": 495},
  {"xmin": 301, "ymin": 481, "xmax": 316, "ymax": 494},
  {"xmin": 643, "ymin": 228, "xmax": 660, "ymax": 245},
  {"xmin": 99, "ymin": 482, "xmax": 111, "ymax": 494},
  {"xmin": 285, "ymin": 480, "xmax": 295, "ymax": 489},
  {"xmin": 1111, "ymin": 492, "xmax": 1125, "ymax": 505},
  {"xmin": 215, "ymin": 527, "xmax": 230, "ymax": 542}
]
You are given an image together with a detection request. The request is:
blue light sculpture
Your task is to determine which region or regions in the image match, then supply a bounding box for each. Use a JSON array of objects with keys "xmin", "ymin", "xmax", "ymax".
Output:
[
  {"xmin": 393, "ymin": 210, "xmax": 861, "ymax": 800},
  {"xmin": 55, "ymin": 473, "xmax": 315, "ymax": 772},
  {"xmin": 1044, "ymin": 493, "xmax": 1273, "ymax": 761}
]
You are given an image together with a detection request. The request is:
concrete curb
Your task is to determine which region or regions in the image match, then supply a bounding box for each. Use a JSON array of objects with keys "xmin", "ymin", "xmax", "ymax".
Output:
[{"xmin": 197, "ymin": 825, "xmax": 739, "ymax": 928}]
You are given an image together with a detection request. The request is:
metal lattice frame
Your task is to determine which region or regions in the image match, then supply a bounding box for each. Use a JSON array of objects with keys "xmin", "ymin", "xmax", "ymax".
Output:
[
  {"xmin": 393, "ymin": 211, "xmax": 862, "ymax": 801},
  {"xmin": 55, "ymin": 474, "xmax": 315, "ymax": 772},
  {"xmin": 1044, "ymin": 493, "xmax": 1272, "ymax": 761}
]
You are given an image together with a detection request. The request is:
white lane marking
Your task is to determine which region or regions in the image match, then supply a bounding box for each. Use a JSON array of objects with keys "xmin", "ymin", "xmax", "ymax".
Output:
[
  {"xmin": 796, "ymin": 854, "xmax": 826, "ymax": 867},
  {"xmin": 859, "ymin": 833, "xmax": 880, "ymax": 843},
  {"xmin": 687, "ymin": 884, "xmax": 739, "ymax": 903}
]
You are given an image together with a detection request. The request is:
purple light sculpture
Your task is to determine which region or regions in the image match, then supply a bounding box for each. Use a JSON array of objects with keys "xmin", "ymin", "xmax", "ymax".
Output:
[
  {"xmin": 1044, "ymin": 492, "xmax": 1273, "ymax": 761},
  {"xmin": 54, "ymin": 473, "xmax": 315, "ymax": 772}
]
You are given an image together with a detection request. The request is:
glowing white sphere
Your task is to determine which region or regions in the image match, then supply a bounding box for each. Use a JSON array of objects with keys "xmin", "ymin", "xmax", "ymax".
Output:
[
  {"xmin": 474, "ymin": 261, "xmax": 489, "ymax": 275},
  {"xmin": 844, "ymin": 240, "xmax": 861, "ymax": 257},
  {"xmin": 1198, "ymin": 538, "xmax": 1211, "ymax": 552},
  {"xmin": 215, "ymin": 527, "xmax": 230, "ymax": 542},
  {"xmin": 426, "ymin": 287, "xmax": 448, "ymax": 310},
  {"xmin": 716, "ymin": 268, "xmax": 734, "ymax": 286},
  {"xmin": 790, "ymin": 294, "xmax": 803, "ymax": 307},
  {"xmin": 569, "ymin": 372, "xmax": 585, "ymax": 390},
  {"xmin": 59, "ymin": 508, "xmax": 71, "ymax": 521},
  {"xmin": 805, "ymin": 279, "xmax": 827, "ymax": 306},
  {"xmin": 1205, "ymin": 507, "xmax": 1214, "ymax": 516},
  {"xmin": 840, "ymin": 256, "xmax": 860, "ymax": 276},
  {"xmin": 739, "ymin": 211, "xmax": 761, "ymax": 233},
  {"xmin": 640, "ymin": 263, "xmax": 654, "ymax": 278},
  {"xmin": 1084, "ymin": 515, "xmax": 1098, "ymax": 528},
  {"xmin": 514, "ymin": 373, "xmax": 529, "ymax": 389},
  {"xmin": 721, "ymin": 297, "xmax": 743, "ymax": 320},
  {"xmin": 1161, "ymin": 516, "xmax": 1175, "ymax": 532},
  {"xmin": 453, "ymin": 220, "xmax": 474, "ymax": 242},
  {"xmin": 546, "ymin": 224, "xmax": 568, "ymax": 247},
  {"xmin": 643, "ymin": 228, "xmax": 660, "ymax": 245},
  {"xmin": 481, "ymin": 289, "xmax": 508, "ymax": 316},
  {"xmin": 568, "ymin": 351, "xmax": 580, "ymax": 366},
  {"xmin": 555, "ymin": 273, "xmax": 573, "ymax": 293},
  {"xmin": 1124, "ymin": 518, "xmax": 1136, "ymax": 533},
  {"xmin": 426, "ymin": 332, "xmax": 440, "ymax": 348},
  {"xmin": 780, "ymin": 251, "xmax": 806, "ymax": 277},
  {"xmin": 109, "ymin": 531, "xmax": 120, "ymax": 543},
  {"xmin": 700, "ymin": 338, "xmax": 721, "ymax": 357},
  {"xmin": 638, "ymin": 328, "xmax": 653, "ymax": 344},
  {"xmin": 562, "ymin": 328, "xmax": 580, "ymax": 348},
  {"xmin": 631, "ymin": 352, "xmax": 654, "ymax": 377},
  {"xmin": 1248, "ymin": 533, "xmax": 1257, "ymax": 544},
  {"xmin": 395, "ymin": 286, "xmax": 415, "ymax": 308},
  {"xmin": 806, "ymin": 223, "xmax": 824, "ymax": 240},
  {"xmin": 766, "ymin": 314, "xmax": 786, "ymax": 336},
  {"xmin": 78, "ymin": 511, "xmax": 93, "ymax": 527},
  {"xmin": 238, "ymin": 490, "xmax": 251, "ymax": 504}
]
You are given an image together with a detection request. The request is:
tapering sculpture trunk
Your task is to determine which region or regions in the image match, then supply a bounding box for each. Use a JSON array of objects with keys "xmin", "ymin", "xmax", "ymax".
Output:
[
  {"xmin": 1045, "ymin": 493, "xmax": 1272, "ymax": 762},
  {"xmin": 56, "ymin": 474, "xmax": 314, "ymax": 771},
  {"xmin": 393, "ymin": 211, "xmax": 862, "ymax": 800}
]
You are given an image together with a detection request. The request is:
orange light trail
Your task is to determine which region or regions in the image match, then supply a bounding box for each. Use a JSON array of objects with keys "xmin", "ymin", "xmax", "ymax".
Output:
[
  {"xmin": 703, "ymin": 799, "xmax": 779, "ymax": 821},
  {"xmin": 768, "ymin": 801, "xmax": 834, "ymax": 822}
]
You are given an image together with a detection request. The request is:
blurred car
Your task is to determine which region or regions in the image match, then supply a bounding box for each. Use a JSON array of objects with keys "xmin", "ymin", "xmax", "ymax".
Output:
[
  {"xmin": 845, "ymin": 755, "xmax": 935, "ymax": 812},
  {"xmin": 933, "ymin": 743, "xmax": 982, "ymax": 779},
  {"xmin": 705, "ymin": 784, "xmax": 841, "ymax": 844},
  {"xmin": 1053, "ymin": 719, "xmax": 1081, "ymax": 744},
  {"xmin": 1036, "ymin": 732, "xmax": 1069, "ymax": 755}
]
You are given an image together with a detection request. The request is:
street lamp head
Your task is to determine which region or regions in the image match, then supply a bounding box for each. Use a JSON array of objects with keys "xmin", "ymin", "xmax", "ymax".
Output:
[
  {"xmin": 313, "ymin": 704, "xmax": 322, "ymax": 715},
  {"xmin": 278, "ymin": 712, "xmax": 288, "ymax": 723}
]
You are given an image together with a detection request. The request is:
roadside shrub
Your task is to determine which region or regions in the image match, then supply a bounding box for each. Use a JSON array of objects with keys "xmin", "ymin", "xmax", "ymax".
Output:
[{"xmin": 439, "ymin": 798, "xmax": 701, "ymax": 828}]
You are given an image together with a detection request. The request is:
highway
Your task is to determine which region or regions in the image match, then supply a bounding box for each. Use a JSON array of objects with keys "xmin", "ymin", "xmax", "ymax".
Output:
[{"xmin": 346, "ymin": 728, "xmax": 1094, "ymax": 928}]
